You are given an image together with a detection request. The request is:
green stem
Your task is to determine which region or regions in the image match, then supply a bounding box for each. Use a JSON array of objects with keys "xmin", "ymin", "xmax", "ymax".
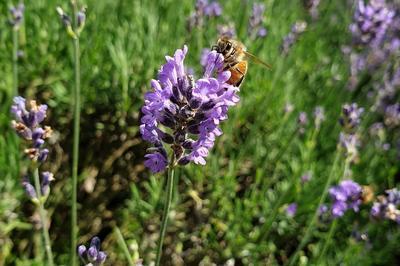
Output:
[
  {"xmin": 114, "ymin": 226, "xmax": 135, "ymax": 266},
  {"xmin": 71, "ymin": 2, "xmax": 81, "ymax": 265},
  {"xmin": 33, "ymin": 168, "xmax": 54, "ymax": 266},
  {"xmin": 287, "ymin": 151, "xmax": 341, "ymax": 266},
  {"xmin": 12, "ymin": 29, "xmax": 19, "ymax": 96},
  {"xmin": 155, "ymin": 164, "xmax": 176, "ymax": 266},
  {"xmin": 317, "ymin": 219, "xmax": 338, "ymax": 263}
]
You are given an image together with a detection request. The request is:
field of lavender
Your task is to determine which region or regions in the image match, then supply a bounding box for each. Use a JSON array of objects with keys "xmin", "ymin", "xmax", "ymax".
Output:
[{"xmin": 1, "ymin": 0, "xmax": 399, "ymax": 265}]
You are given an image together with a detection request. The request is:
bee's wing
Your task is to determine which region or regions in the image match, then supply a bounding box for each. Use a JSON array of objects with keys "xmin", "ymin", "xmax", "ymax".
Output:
[{"xmin": 243, "ymin": 51, "xmax": 272, "ymax": 69}]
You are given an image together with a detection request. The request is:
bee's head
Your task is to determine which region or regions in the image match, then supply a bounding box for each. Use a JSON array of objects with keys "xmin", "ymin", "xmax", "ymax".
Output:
[{"xmin": 213, "ymin": 37, "xmax": 233, "ymax": 55}]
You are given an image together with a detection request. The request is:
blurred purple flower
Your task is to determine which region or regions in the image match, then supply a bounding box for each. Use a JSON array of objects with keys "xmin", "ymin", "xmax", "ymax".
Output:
[
  {"xmin": 340, "ymin": 103, "xmax": 364, "ymax": 131},
  {"xmin": 384, "ymin": 103, "xmax": 400, "ymax": 127},
  {"xmin": 297, "ymin": 111, "xmax": 308, "ymax": 134},
  {"xmin": 339, "ymin": 132, "xmax": 360, "ymax": 163},
  {"xmin": 318, "ymin": 204, "xmax": 329, "ymax": 216},
  {"xmin": 217, "ymin": 24, "xmax": 236, "ymax": 38},
  {"xmin": 9, "ymin": 3, "xmax": 25, "ymax": 29},
  {"xmin": 301, "ymin": 171, "xmax": 312, "ymax": 183},
  {"xmin": 11, "ymin": 96, "xmax": 52, "ymax": 162},
  {"xmin": 350, "ymin": 0, "xmax": 395, "ymax": 47},
  {"xmin": 248, "ymin": 3, "xmax": 268, "ymax": 39},
  {"xmin": 140, "ymin": 46, "xmax": 239, "ymax": 172},
  {"xmin": 286, "ymin": 203, "xmax": 297, "ymax": 217},
  {"xmin": 328, "ymin": 180, "xmax": 362, "ymax": 218},
  {"xmin": 78, "ymin": 236, "xmax": 107, "ymax": 266},
  {"xmin": 187, "ymin": 0, "xmax": 222, "ymax": 31},
  {"xmin": 280, "ymin": 21, "xmax": 307, "ymax": 55},
  {"xmin": 304, "ymin": 0, "xmax": 321, "ymax": 20},
  {"xmin": 313, "ymin": 106, "xmax": 325, "ymax": 129}
]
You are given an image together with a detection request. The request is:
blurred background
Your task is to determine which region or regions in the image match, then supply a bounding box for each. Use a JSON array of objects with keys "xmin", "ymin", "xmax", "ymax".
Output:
[{"xmin": 0, "ymin": 0, "xmax": 399, "ymax": 265}]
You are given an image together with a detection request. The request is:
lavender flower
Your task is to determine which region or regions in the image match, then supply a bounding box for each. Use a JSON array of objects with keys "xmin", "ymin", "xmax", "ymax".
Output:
[
  {"xmin": 280, "ymin": 21, "xmax": 307, "ymax": 55},
  {"xmin": 318, "ymin": 204, "xmax": 329, "ymax": 216},
  {"xmin": 328, "ymin": 180, "xmax": 362, "ymax": 218},
  {"xmin": 248, "ymin": 3, "xmax": 268, "ymax": 39},
  {"xmin": 371, "ymin": 188, "xmax": 400, "ymax": 224},
  {"xmin": 349, "ymin": 0, "xmax": 395, "ymax": 47},
  {"xmin": 78, "ymin": 236, "xmax": 107, "ymax": 266},
  {"xmin": 297, "ymin": 111, "xmax": 308, "ymax": 134},
  {"xmin": 9, "ymin": 3, "xmax": 25, "ymax": 29},
  {"xmin": 11, "ymin": 96, "xmax": 52, "ymax": 162},
  {"xmin": 187, "ymin": 0, "xmax": 222, "ymax": 31},
  {"xmin": 346, "ymin": 0, "xmax": 398, "ymax": 90},
  {"xmin": 283, "ymin": 102, "xmax": 294, "ymax": 115},
  {"xmin": 301, "ymin": 171, "xmax": 312, "ymax": 183},
  {"xmin": 384, "ymin": 103, "xmax": 400, "ymax": 127},
  {"xmin": 338, "ymin": 103, "xmax": 364, "ymax": 163},
  {"xmin": 140, "ymin": 46, "xmax": 239, "ymax": 173},
  {"xmin": 286, "ymin": 203, "xmax": 297, "ymax": 217},
  {"xmin": 313, "ymin": 106, "xmax": 325, "ymax": 129},
  {"xmin": 304, "ymin": 0, "xmax": 321, "ymax": 20},
  {"xmin": 22, "ymin": 172, "xmax": 55, "ymax": 202},
  {"xmin": 217, "ymin": 24, "xmax": 236, "ymax": 38},
  {"xmin": 340, "ymin": 103, "xmax": 364, "ymax": 131},
  {"xmin": 339, "ymin": 132, "xmax": 360, "ymax": 163},
  {"xmin": 204, "ymin": 1, "xmax": 222, "ymax": 17}
]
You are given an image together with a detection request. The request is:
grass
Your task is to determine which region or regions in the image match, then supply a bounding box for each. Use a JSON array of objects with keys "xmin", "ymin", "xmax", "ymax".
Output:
[{"xmin": 0, "ymin": 0, "xmax": 399, "ymax": 265}]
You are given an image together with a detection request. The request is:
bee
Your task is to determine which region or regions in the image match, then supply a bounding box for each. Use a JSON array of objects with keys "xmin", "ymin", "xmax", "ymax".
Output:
[
  {"xmin": 361, "ymin": 185, "xmax": 374, "ymax": 204},
  {"xmin": 212, "ymin": 36, "xmax": 272, "ymax": 87}
]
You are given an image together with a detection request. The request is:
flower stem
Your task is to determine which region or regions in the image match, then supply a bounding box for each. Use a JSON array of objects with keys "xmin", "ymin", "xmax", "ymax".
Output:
[
  {"xmin": 155, "ymin": 164, "xmax": 175, "ymax": 266},
  {"xmin": 316, "ymin": 159, "xmax": 350, "ymax": 262},
  {"xmin": 287, "ymin": 151, "xmax": 340, "ymax": 266},
  {"xmin": 12, "ymin": 29, "xmax": 19, "ymax": 97},
  {"xmin": 317, "ymin": 219, "xmax": 338, "ymax": 263},
  {"xmin": 70, "ymin": 2, "xmax": 81, "ymax": 265},
  {"xmin": 114, "ymin": 226, "xmax": 135, "ymax": 266},
  {"xmin": 33, "ymin": 168, "xmax": 54, "ymax": 266}
]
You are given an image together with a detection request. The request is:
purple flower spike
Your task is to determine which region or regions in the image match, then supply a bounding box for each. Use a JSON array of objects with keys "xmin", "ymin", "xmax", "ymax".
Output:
[
  {"xmin": 140, "ymin": 46, "xmax": 239, "ymax": 172},
  {"xmin": 187, "ymin": 0, "xmax": 222, "ymax": 31},
  {"xmin": 328, "ymin": 180, "xmax": 362, "ymax": 218},
  {"xmin": 40, "ymin": 171, "xmax": 54, "ymax": 197},
  {"xmin": 350, "ymin": 0, "xmax": 395, "ymax": 47},
  {"xmin": 217, "ymin": 24, "xmax": 236, "ymax": 38},
  {"xmin": 248, "ymin": 3, "xmax": 268, "ymax": 39},
  {"xmin": 22, "ymin": 177, "xmax": 37, "ymax": 200},
  {"xmin": 78, "ymin": 236, "xmax": 107, "ymax": 266},
  {"xmin": 9, "ymin": 3, "xmax": 25, "ymax": 29},
  {"xmin": 11, "ymin": 96, "xmax": 52, "ymax": 163},
  {"xmin": 281, "ymin": 21, "xmax": 307, "ymax": 55},
  {"xmin": 286, "ymin": 203, "xmax": 297, "ymax": 217},
  {"xmin": 340, "ymin": 103, "xmax": 364, "ymax": 131}
]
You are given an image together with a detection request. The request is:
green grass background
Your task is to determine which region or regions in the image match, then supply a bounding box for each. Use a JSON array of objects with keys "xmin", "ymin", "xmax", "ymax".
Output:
[{"xmin": 0, "ymin": 0, "xmax": 399, "ymax": 265}]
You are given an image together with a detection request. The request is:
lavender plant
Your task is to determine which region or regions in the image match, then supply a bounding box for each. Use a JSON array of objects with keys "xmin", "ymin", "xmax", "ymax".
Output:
[
  {"xmin": 187, "ymin": 0, "xmax": 222, "ymax": 31},
  {"xmin": 280, "ymin": 21, "xmax": 307, "ymax": 56},
  {"xmin": 57, "ymin": 4, "xmax": 86, "ymax": 265},
  {"xmin": 78, "ymin": 237, "xmax": 107, "ymax": 266},
  {"xmin": 140, "ymin": 46, "xmax": 239, "ymax": 264},
  {"xmin": 11, "ymin": 96, "xmax": 54, "ymax": 266},
  {"xmin": 328, "ymin": 180, "xmax": 363, "ymax": 217},
  {"xmin": 248, "ymin": 3, "xmax": 268, "ymax": 39},
  {"xmin": 217, "ymin": 23, "xmax": 236, "ymax": 38}
]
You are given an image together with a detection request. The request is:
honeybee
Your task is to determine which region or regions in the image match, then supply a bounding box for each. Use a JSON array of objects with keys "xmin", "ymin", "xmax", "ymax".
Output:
[{"xmin": 212, "ymin": 36, "xmax": 272, "ymax": 87}]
